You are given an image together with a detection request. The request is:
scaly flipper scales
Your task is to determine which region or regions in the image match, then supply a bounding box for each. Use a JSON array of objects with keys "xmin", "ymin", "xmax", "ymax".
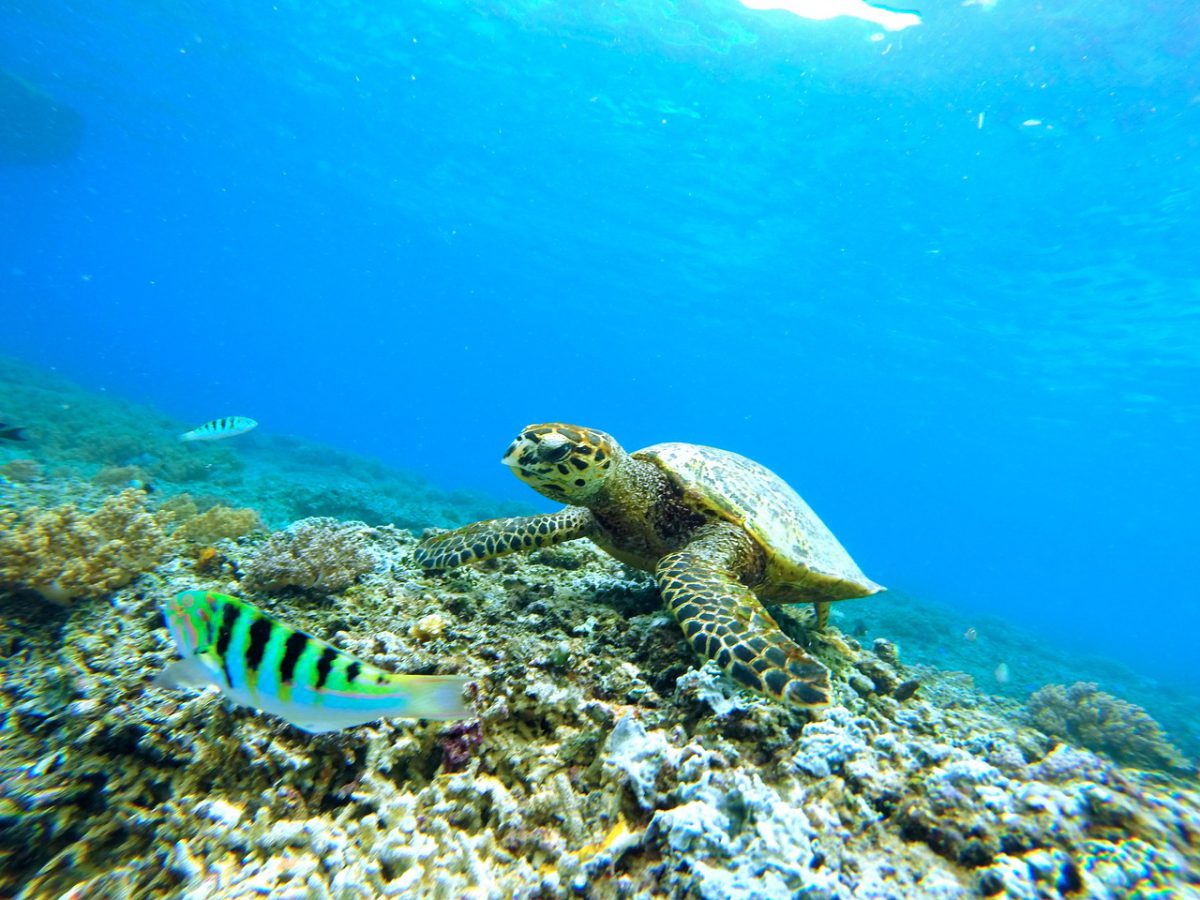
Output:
[
  {"xmin": 414, "ymin": 507, "xmax": 596, "ymax": 570},
  {"xmin": 656, "ymin": 525, "xmax": 831, "ymax": 708}
]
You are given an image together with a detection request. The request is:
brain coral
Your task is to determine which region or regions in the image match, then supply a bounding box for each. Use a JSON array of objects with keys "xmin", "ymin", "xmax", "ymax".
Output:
[
  {"xmin": 242, "ymin": 517, "xmax": 379, "ymax": 593},
  {"xmin": 0, "ymin": 488, "xmax": 168, "ymax": 603}
]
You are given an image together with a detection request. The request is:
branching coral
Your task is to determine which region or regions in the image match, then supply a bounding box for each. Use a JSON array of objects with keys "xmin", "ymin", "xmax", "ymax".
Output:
[
  {"xmin": 171, "ymin": 505, "xmax": 263, "ymax": 544},
  {"xmin": 242, "ymin": 517, "xmax": 378, "ymax": 593},
  {"xmin": 155, "ymin": 493, "xmax": 200, "ymax": 524},
  {"xmin": 0, "ymin": 489, "xmax": 168, "ymax": 603},
  {"xmin": 1026, "ymin": 681, "xmax": 1187, "ymax": 772}
]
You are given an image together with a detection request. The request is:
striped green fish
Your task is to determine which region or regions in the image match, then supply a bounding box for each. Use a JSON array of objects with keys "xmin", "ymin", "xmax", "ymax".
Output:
[
  {"xmin": 179, "ymin": 416, "xmax": 258, "ymax": 442},
  {"xmin": 155, "ymin": 590, "xmax": 471, "ymax": 732}
]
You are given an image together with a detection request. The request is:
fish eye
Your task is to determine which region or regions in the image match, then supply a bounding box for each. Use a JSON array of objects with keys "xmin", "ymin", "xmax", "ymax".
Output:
[{"xmin": 537, "ymin": 435, "xmax": 572, "ymax": 463}]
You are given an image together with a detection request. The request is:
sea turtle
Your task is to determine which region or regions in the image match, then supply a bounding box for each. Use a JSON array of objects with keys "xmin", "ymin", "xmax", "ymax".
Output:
[{"xmin": 414, "ymin": 424, "xmax": 883, "ymax": 708}]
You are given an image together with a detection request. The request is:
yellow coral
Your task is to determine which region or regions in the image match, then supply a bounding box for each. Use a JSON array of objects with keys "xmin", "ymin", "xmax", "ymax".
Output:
[
  {"xmin": 156, "ymin": 494, "xmax": 199, "ymax": 525},
  {"xmin": 411, "ymin": 613, "xmax": 447, "ymax": 643},
  {"xmin": 0, "ymin": 489, "xmax": 168, "ymax": 604},
  {"xmin": 171, "ymin": 505, "xmax": 263, "ymax": 544}
]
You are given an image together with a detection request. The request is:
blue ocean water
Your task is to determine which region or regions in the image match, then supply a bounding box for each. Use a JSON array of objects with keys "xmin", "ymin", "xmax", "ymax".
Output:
[{"xmin": 1, "ymin": 0, "xmax": 1196, "ymax": 688}]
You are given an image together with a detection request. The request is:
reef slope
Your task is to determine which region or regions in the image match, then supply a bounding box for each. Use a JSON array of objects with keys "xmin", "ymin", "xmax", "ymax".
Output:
[
  {"xmin": 1, "ymin": 356, "xmax": 1196, "ymax": 898},
  {"xmin": 1, "ymin": 524, "xmax": 1197, "ymax": 898}
]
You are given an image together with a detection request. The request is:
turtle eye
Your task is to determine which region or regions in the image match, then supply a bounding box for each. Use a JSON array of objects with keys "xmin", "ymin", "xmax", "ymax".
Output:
[{"xmin": 537, "ymin": 435, "xmax": 572, "ymax": 463}]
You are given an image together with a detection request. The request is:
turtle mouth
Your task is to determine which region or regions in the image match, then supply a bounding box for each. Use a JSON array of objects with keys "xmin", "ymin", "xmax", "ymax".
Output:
[
  {"xmin": 499, "ymin": 436, "xmax": 549, "ymax": 472},
  {"xmin": 501, "ymin": 439, "xmax": 531, "ymax": 469}
]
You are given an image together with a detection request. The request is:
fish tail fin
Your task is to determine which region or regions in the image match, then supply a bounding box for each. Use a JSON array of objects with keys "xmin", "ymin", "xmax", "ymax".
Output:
[
  {"xmin": 393, "ymin": 675, "xmax": 473, "ymax": 720},
  {"xmin": 0, "ymin": 426, "xmax": 27, "ymax": 441}
]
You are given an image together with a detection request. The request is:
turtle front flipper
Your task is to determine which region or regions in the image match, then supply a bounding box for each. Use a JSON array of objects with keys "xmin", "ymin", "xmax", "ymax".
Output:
[
  {"xmin": 656, "ymin": 525, "xmax": 831, "ymax": 708},
  {"xmin": 414, "ymin": 507, "xmax": 596, "ymax": 571}
]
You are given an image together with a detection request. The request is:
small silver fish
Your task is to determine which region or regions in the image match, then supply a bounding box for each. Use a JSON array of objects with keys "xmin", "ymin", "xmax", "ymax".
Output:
[
  {"xmin": 179, "ymin": 416, "xmax": 258, "ymax": 442},
  {"xmin": 155, "ymin": 590, "xmax": 471, "ymax": 732}
]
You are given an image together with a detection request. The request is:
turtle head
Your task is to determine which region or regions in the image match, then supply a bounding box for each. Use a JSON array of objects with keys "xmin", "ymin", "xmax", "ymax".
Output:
[{"xmin": 503, "ymin": 423, "xmax": 623, "ymax": 504}]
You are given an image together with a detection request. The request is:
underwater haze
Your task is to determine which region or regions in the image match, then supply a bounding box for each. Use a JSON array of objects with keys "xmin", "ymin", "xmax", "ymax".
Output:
[{"xmin": 1, "ymin": 0, "xmax": 1197, "ymax": 697}]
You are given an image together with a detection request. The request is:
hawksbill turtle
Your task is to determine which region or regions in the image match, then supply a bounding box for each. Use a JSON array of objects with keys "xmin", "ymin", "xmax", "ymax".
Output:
[{"xmin": 414, "ymin": 424, "xmax": 883, "ymax": 708}]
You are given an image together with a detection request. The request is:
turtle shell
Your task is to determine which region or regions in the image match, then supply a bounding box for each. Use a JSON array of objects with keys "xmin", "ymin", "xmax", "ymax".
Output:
[{"xmin": 635, "ymin": 442, "xmax": 883, "ymax": 603}]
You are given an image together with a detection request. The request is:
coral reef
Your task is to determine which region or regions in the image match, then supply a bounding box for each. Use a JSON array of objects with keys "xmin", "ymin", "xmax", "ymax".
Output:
[
  {"xmin": 0, "ymin": 488, "xmax": 167, "ymax": 603},
  {"xmin": 0, "ymin": 355, "xmax": 1197, "ymax": 898},
  {"xmin": 1, "ymin": 527, "xmax": 1196, "ymax": 898},
  {"xmin": 242, "ymin": 517, "xmax": 380, "ymax": 593},
  {"xmin": 1026, "ymin": 680, "xmax": 1188, "ymax": 772}
]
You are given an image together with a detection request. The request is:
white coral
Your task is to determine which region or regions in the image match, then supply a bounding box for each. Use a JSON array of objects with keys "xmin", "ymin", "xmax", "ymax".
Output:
[
  {"xmin": 651, "ymin": 766, "xmax": 840, "ymax": 900},
  {"xmin": 790, "ymin": 706, "xmax": 870, "ymax": 778}
]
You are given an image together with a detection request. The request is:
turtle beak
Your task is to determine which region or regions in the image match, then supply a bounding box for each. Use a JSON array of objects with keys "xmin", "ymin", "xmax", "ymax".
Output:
[{"xmin": 501, "ymin": 439, "xmax": 527, "ymax": 468}]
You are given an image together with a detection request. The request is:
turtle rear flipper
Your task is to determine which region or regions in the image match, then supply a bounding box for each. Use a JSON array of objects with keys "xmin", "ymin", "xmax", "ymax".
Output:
[
  {"xmin": 656, "ymin": 526, "xmax": 831, "ymax": 709},
  {"xmin": 414, "ymin": 507, "xmax": 595, "ymax": 570}
]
